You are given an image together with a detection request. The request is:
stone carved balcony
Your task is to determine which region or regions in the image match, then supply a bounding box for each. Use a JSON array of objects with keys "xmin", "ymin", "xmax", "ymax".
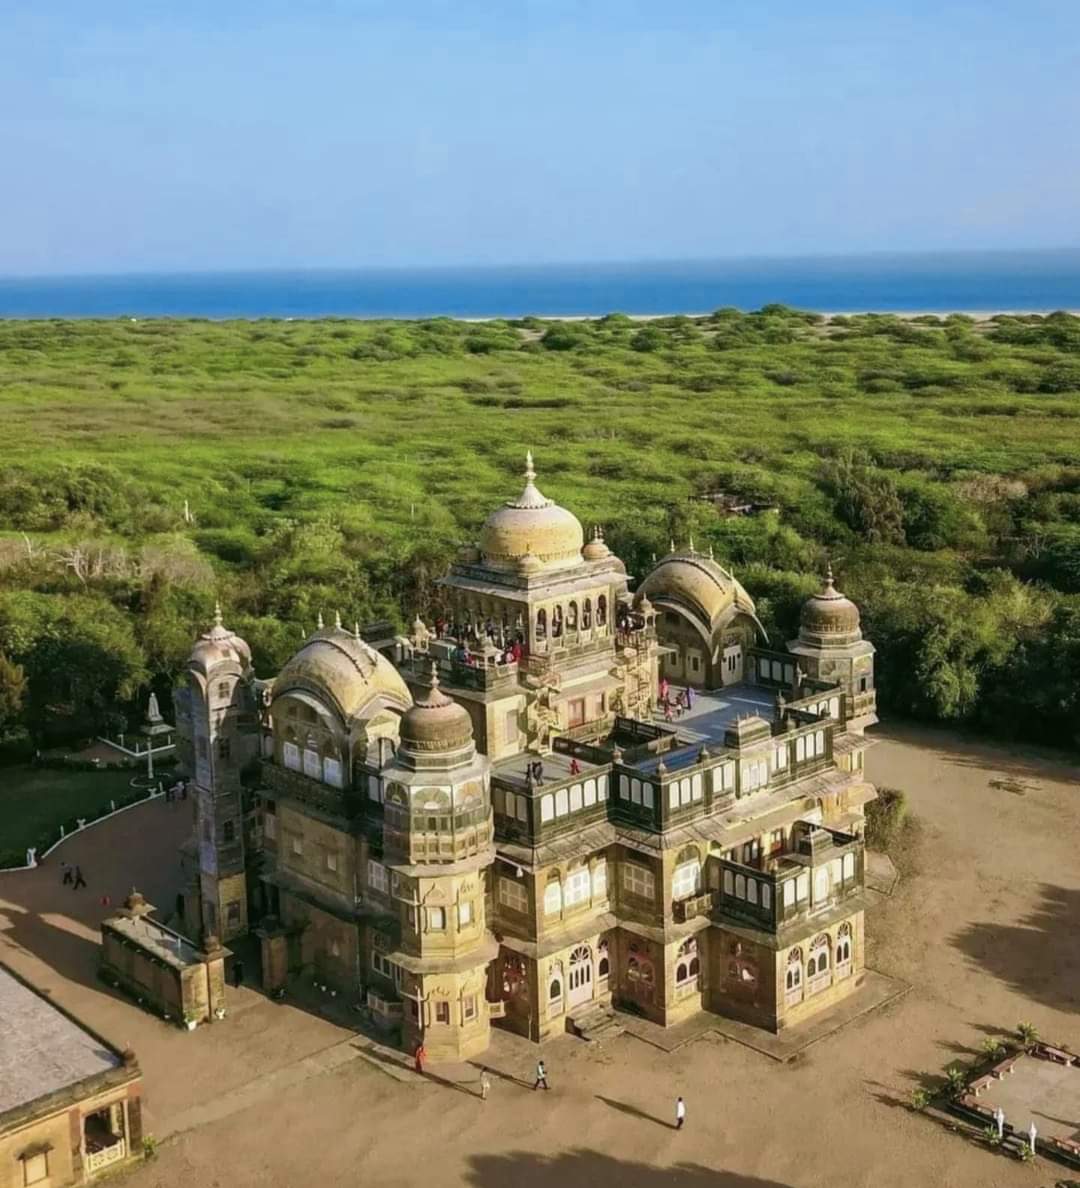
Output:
[{"xmin": 262, "ymin": 764, "xmax": 348, "ymax": 816}]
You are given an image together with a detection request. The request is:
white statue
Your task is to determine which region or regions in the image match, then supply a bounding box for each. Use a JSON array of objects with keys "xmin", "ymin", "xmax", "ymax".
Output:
[
  {"xmin": 1028, "ymin": 1120, "xmax": 1037, "ymax": 1154},
  {"xmin": 25, "ymin": 847, "xmax": 36, "ymax": 868},
  {"xmin": 993, "ymin": 1106, "xmax": 1004, "ymax": 1138},
  {"xmin": 147, "ymin": 692, "xmax": 162, "ymax": 723}
]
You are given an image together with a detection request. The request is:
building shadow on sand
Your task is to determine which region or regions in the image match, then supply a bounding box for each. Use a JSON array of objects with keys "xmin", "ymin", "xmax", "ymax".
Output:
[
  {"xmin": 951, "ymin": 883, "xmax": 1080, "ymax": 1014},
  {"xmin": 464, "ymin": 1150, "xmax": 793, "ymax": 1188}
]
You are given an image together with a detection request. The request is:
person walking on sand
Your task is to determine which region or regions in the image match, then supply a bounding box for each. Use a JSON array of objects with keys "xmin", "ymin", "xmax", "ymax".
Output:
[
  {"xmin": 72, "ymin": 865, "xmax": 86, "ymax": 890},
  {"xmin": 479, "ymin": 1070, "xmax": 491, "ymax": 1101},
  {"xmin": 533, "ymin": 1059, "xmax": 549, "ymax": 1091},
  {"xmin": 675, "ymin": 1097, "xmax": 686, "ymax": 1130},
  {"xmin": 414, "ymin": 1043, "xmax": 427, "ymax": 1076},
  {"xmin": 60, "ymin": 861, "xmax": 72, "ymax": 886}
]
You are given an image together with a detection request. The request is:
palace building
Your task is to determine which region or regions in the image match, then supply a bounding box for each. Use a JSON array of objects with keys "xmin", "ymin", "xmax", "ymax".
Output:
[{"xmin": 174, "ymin": 455, "xmax": 878, "ymax": 1059}]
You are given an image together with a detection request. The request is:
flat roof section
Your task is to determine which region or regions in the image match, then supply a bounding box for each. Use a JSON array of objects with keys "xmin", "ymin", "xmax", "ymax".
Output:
[
  {"xmin": 0, "ymin": 965, "xmax": 121, "ymax": 1116},
  {"xmin": 493, "ymin": 749, "xmax": 604, "ymax": 790},
  {"xmin": 105, "ymin": 914, "xmax": 204, "ymax": 968}
]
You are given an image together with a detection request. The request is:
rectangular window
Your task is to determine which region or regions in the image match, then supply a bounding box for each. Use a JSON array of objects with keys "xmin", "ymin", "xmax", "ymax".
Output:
[
  {"xmin": 623, "ymin": 863, "xmax": 655, "ymax": 900},
  {"xmin": 555, "ymin": 788, "xmax": 568, "ymax": 817},
  {"xmin": 631, "ymin": 778, "xmax": 642, "ymax": 805},
  {"xmin": 263, "ymin": 812, "xmax": 277, "ymax": 840},
  {"xmin": 722, "ymin": 764, "xmax": 734, "ymax": 790},
  {"xmin": 619, "ymin": 775, "xmax": 630, "ymax": 800},
  {"xmin": 762, "ymin": 883, "xmax": 772, "ymax": 910},
  {"xmin": 368, "ymin": 775, "xmax": 384, "ymax": 803},
  {"xmin": 498, "ymin": 876, "xmax": 528, "ymax": 913},
  {"xmin": 747, "ymin": 878, "xmax": 758, "ymax": 905},
  {"xmin": 515, "ymin": 794, "xmax": 528, "ymax": 823},
  {"xmin": 815, "ymin": 729, "xmax": 825, "ymax": 754},
  {"xmin": 543, "ymin": 881, "xmax": 562, "ymax": 916},
  {"xmin": 504, "ymin": 708, "xmax": 518, "ymax": 743},
  {"xmin": 540, "ymin": 794, "xmax": 554, "ymax": 822},
  {"xmin": 643, "ymin": 782, "xmax": 654, "ymax": 809},
  {"xmin": 458, "ymin": 900, "xmax": 473, "ymax": 927},
  {"xmin": 796, "ymin": 873, "xmax": 809, "ymax": 902},
  {"xmin": 592, "ymin": 859, "xmax": 607, "ymax": 899},
  {"xmin": 673, "ymin": 861, "xmax": 701, "ymax": 900},
  {"xmin": 568, "ymin": 697, "xmax": 586, "ymax": 727},
  {"xmin": 291, "ymin": 837, "xmax": 303, "ymax": 856},
  {"xmin": 668, "ymin": 783, "xmax": 679, "ymax": 810},
  {"xmin": 428, "ymin": 907, "xmax": 445, "ymax": 930},
  {"xmin": 370, "ymin": 950, "xmax": 403, "ymax": 987},
  {"xmin": 323, "ymin": 756, "xmax": 343, "ymax": 787},
  {"xmin": 691, "ymin": 773, "xmax": 703, "ymax": 801},
  {"xmin": 570, "ymin": 783, "xmax": 583, "ymax": 812},
  {"xmin": 303, "ymin": 748, "xmax": 321, "ymax": 779},
  {"xmin": 723, "ymin": 869, "xmax": 734, "ymax": 895},
  {"xmin": 759, "ymin": 658, "xmax": 770, "ymax": 678},
  {"xmin": 796, "ymin": 736, "xmax": 806, "ymax": 762},
  {"xmin": 463, "ymin": 995, "xmax": 477, "ymax": 1021},
  {"xmin": 21, "ymin": 1153, "xmax": 48, "ymax": 1186},
  {"xmin": 436, "ymin": 1001, "xmax": 450, "ymax": 1024},
  {"xmin": 368, "ymin": 859, "xmax": 388, "ymax": 894},
  {"xmin": 842, "ymin": 852, "xmax": 856, "ymax": 881},
  {"xmin": 584, "ymin": 779, "xmax": 597, "ymax": 806},
  {"xmin": 597, "ymin": 775, "xmax": 608, "ymax": 800},
  {"xmin": 564, "ymin": 868, "xmax": 591, "ymax": 907},
  {"xmin": 773, "ymin": 746, "xmax": 787, "ymax": 771},
  {"xmin": 325, "ymin": 852, "xmax": 338, "ymax": 872},
  {"xmin": 783, "ymin": 879, "xmax": 795, "ymax": 907},
  {"xmin": 680, "ymin": 779, "xmax": 692, "ymax": 806},
  {"xmin": 283, "ymin": 741, "xmax": 301, "ymax": 771}
]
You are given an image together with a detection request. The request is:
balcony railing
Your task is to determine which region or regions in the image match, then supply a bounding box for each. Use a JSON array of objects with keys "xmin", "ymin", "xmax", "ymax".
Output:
[
  {"xmin": 672, "ymin": 892, "xmax": 715, "ymax": 923},
  {"xmin": 85, "ymin": 1139, "xmax": 126, "ymax": 1175},
  {"xmin": 262, "ymin": 764, "xmax": 348, "ymax": 815}
]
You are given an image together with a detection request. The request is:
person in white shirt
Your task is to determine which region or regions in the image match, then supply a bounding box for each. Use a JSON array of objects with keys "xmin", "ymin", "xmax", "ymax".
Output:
[{"xmin": 675, "ymin": 1097, "xmax": 686, "ymax": 1130}]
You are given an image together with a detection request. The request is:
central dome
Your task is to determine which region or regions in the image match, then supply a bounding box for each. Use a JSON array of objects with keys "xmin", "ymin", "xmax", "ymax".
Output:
[{"xmin": 479, "ymin": 452, "xmax": 585, "ymax": 573}]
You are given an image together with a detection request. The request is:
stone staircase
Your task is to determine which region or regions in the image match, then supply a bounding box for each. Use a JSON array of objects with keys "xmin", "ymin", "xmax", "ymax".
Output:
[{"xmin": 568, "ymin": 1003, "xmax": 625, "ymax": 1043}]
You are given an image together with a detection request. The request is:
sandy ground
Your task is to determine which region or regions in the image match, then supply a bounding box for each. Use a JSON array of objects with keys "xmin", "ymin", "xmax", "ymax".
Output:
[{"xmin": 2, "ymin": 723, "xmax": 1078, "ymax": 1188}]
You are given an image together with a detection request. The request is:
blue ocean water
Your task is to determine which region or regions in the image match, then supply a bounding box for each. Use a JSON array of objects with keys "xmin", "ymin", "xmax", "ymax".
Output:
[{"xmin": 1, "ymin": 250, "xmax": 1079, "ymax": 319}]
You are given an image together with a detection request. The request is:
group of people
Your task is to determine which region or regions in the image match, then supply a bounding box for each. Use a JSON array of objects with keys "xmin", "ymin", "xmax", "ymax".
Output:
[
  {"xmin": 59, "ymin": 862, "xmax": 87, "ymax": 889},
  {"xmin": 658, "ymin": 678, "xmax": 694, "ymax": 723},
  {"xmin": 413, "ymin": 1049, "xmax": 688, "ymax": 1128}
]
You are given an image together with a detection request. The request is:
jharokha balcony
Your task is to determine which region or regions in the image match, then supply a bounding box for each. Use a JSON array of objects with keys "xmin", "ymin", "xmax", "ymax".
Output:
[{"xmin": 710, "ymin": 821, "xmax": 864, "ymax": 935}]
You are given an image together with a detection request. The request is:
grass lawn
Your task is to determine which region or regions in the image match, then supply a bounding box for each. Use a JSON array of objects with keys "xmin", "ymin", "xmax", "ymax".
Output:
[{"xmin": 0, "ymin": 766, "xmax": 146, "ymax": 867}]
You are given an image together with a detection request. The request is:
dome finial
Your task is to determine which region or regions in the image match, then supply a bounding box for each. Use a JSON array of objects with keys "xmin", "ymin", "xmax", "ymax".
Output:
[
  {"xmin": 334, "ymin": 609, "xmax": 342, "ymax": 630},
  {"xmin": 689, "ymin": 533, "xmax": 696, "ymax": 553},
  {"xmin": 825, "ymin": 560, "xmax": 835, "ymax": 589},
  {"xmin": 353, "ymin": 621, "xmax": 361, "ymax": 641},
  {"xmin": 525, "ymin": 450, "xmax": 536, "ymax": 483},
  {"xmin": 213, "ymin": 600, "xmax": 223, "ymax": 629},
  {"xmin": 317, "ymin": 610, "xmax": 325, "ymax": 631},
  {"xmin": 709, "ymin": 542, "xmax": 715, "ymax": 561},
  {"xmin": 669, "ymin": 538, "xmax": 676, "ymax": 553},
  {"xmin": 430, "ymin": 660, "xmax": 440, "ymax": 690}
]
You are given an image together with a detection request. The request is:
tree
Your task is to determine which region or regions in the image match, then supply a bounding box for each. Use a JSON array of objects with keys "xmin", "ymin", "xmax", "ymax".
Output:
[
  {"xmin": 0, "ymin": 652, "xmax": 26, "ymax": 734},
  {"xmin": 821, "ymin": 451, "xmax": 905, "ymax": 545}
]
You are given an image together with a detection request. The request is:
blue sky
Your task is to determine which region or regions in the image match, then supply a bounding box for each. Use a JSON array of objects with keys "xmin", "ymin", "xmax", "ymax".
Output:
[{"xmin": 2, "ymin": 1, "xmax": 1078, "ymax": 275}]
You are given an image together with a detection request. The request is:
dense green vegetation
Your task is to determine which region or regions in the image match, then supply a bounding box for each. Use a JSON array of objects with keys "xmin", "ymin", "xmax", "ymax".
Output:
[{"xmin": 1, "ymin": 306, "xmax": 1079, "ymax": 752}]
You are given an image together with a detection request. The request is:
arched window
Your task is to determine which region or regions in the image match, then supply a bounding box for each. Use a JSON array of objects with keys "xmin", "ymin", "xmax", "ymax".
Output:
[
  {"xmin": 597, "ymin": 595, "xmax": 607, "ymax": 626},
  {"xmin": 552, "ymin": 605, "xmax": 564, "ymax": 638},
  {"xmin": 548, "ymin": 962, "xmax": 564, "ymax": 1013},
  {"xmin": 582, "ymin": 598, "xmax": 592, "ymax": 629},
  {"xmin": 676, "ymin": 938, "xmax": 698, "ymax": 986},
  {"xmin": 543, "ymin": 877, "xmax": 562, "ymax": 916},
  {"xmin": 597, "ymin": 938, "xmax": 610, "ymax": 979},
  {"xmin": 786, "ymin": 947, "xmax": 803, "ymax": 992},
  {"xmin": 566, "ymin": 601, "xmax": 578, "ymax": 630},
  {"xmin": 536, "ymin": 608, "xmax": 547, "ymax": 639},
  {"xmin": 807, "ymin": 935, "xmax": 830, "ymax": 982},
  {"xmin": 836, "ymin": 922, "xmax": 853, "ymax": 967}
]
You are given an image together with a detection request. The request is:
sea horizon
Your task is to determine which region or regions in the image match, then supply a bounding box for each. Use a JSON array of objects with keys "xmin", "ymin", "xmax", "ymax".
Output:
[{"xmin": 1, "ymin": 247, "xmax": 1079, "ymax": 320}]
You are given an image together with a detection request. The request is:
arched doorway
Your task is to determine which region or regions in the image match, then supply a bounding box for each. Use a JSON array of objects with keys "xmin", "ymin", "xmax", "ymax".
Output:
[{"xmin": 568, "ymin": 944, "xmax": 593, "ymax": 1009}]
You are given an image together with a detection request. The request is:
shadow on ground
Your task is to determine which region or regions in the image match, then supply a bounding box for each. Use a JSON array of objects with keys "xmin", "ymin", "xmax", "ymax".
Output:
[
  {"xmin": 465, "ymin": 1149, "xmax": 793, "ymax": 1188},
  {"xmin": 952, "ymin": 884, "xmax": 1080, "ymax": 1014}
]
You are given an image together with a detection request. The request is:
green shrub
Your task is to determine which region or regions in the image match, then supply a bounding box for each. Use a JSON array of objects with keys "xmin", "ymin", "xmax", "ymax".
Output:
[{"xmin": 864, "ymin": 787, "xmax": 907, "ymax": 852}]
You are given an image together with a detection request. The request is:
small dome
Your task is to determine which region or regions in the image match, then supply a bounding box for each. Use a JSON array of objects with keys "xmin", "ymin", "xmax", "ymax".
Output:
[
  {"xmin": 582, "ymin": 525, "xmax": 612, "ymax": 562},
  {"xmin": 517, "ymin": 551, "xmax": 543, "ymax": 575},
  {"xmin": 274, "ymin": 621, "xmax": 412, "ymax": 722},
  {"xmin": 479, "ymin": 452, "xmax": 585, "ymax": 573},
  {"xmin": 800, "ymin": 566, "xmax": 861, "ymax": 641},
  {"xmin": 188, "ymin": 603, "xmax": 251, "ymax": 674},
  {"xmin": 399, "ymin": 667, "xmax": 474, "ymax": 753}
]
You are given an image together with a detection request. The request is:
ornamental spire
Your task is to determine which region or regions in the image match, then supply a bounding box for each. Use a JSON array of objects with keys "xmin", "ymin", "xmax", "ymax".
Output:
[
  {"xmin": 430, "ymin": 660, "xmax": 440, "ymax": 690},
  {"xmin": 334, "ymin": 609, "xmax": 342, "ymax": 630},
  {"xmin": 317, "ymin": 610, "xmax": 325, "ymax": 631},
  {"xmin": 524, "ymin": 450, "xmax": 536, "ymax": 483},
  {"xmin": 689, "ymin": 534, "xmax": 696, "ymax": 553},
  {"xmin": 213, "ymin": 600, "xmax": 223, "ymax": 629}
]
